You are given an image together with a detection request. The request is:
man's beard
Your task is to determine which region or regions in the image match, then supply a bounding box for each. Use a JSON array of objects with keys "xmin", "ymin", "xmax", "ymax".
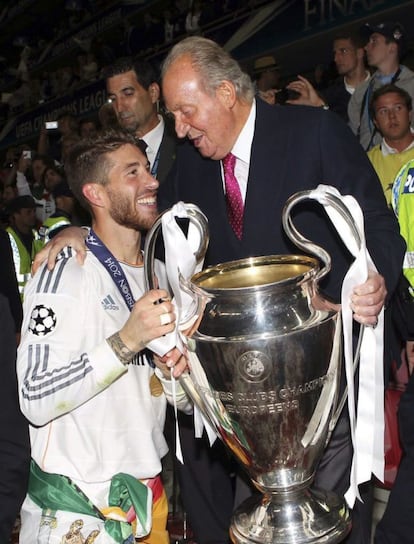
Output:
[
  {"xmin": 106, "ymin": 188, "xmax": 156, "ymax": 231},
  {"xmin": 119, "ymin": 121, "xmax": 138, "ymax": 136},
  {"xmin": 122, "ymin": 121, "xmax": 138, "ymax": 134}
]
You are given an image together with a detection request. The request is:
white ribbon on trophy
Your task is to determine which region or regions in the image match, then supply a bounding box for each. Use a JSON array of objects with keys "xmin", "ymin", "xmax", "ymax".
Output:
[
  {"xmin": 146, "ymin": 202, "xmax": 217, "ymax": 460},
  {"xmin": 307, "ymin": 185, "xmax": 384, "ymax": 506}
]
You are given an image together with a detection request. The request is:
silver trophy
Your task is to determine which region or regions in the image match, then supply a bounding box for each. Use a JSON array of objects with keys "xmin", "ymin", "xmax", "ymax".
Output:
[{"xmin": 145, "ymin": 193, "xmax": 358, "ymax": 543}]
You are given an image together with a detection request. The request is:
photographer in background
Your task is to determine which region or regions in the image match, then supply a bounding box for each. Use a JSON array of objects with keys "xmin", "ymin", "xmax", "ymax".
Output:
[
  {"xmin": 37, "ymin": 112, "xmax": 79, "ymax": 163},
  {"xmin": 15, "ymin": 151, "xmax": 57, "ymax": 224}
]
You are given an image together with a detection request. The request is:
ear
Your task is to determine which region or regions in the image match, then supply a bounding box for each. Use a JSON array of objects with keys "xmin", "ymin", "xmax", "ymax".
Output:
[
  {"xmin": 82, "ymin": 183, "xmax": 105, "ymax": 208},
  {"xmin": 149, "ymin": 82, "xmax": 160, "ymax": 104},
  {"xmin": 216, "ymin": 80, "xmax": 237, "ymax": 109}
]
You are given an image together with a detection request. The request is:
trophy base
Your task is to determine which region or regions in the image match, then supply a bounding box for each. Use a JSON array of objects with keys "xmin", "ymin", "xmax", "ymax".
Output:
[{"xmin": 230, "ymin": 487, "xmax": 351, "ymax": 544}]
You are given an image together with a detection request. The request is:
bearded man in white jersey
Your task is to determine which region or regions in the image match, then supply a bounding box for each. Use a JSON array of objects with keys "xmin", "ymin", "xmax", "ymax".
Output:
[{"xmin": 16, "ymin": 130, "xmax": 190, "ymax": 544}]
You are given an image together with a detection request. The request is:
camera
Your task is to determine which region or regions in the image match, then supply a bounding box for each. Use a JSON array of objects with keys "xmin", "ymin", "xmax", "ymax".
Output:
[
  {"xmin": 274, "ymin": 88, "xmax": 300, "ymax": 105},
  {"xmin": 45, "ymin": 121, "xmax": 58, "ymax": 129}
]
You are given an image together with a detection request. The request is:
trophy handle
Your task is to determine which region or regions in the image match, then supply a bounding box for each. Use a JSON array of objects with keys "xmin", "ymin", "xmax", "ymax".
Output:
[
  {"xmin": 143, "ymin": 203, "xmax": 210, "ymax": 326},
  {"xmin": 283, "ymin": 188, "xmax": 364, "ymax": 439},
  {"xmin": 282, "ymin": 189, "xmax": 362, "ymax": 282}
]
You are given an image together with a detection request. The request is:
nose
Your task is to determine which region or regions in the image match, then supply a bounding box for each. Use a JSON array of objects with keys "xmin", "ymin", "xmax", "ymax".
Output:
[
  {"xmin": 145, "ymin": 169, "xmax": 159, "ymax": 191},
  {"xmin": 174, "ymin": 114, "xmax": 189, "ymax": 139},
  {"xmin": 113, "ymin": 96, "xmax": 127, "ymax": 114}
]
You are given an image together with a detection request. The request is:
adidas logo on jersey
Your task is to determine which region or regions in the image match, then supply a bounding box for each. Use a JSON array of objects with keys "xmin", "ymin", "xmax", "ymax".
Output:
[{"xmin": 101, "ymin": 294, "xmax": 119, "ymax": 311}]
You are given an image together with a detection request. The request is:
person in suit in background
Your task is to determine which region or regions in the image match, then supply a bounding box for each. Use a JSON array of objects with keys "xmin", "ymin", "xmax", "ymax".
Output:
[
  {"xmin": 102, "ymin": 57, "xmax": 181, "ymax": 185},
  {"xmin": 158, "ymin": 36, "xmax": 405, "ymax": 544}
]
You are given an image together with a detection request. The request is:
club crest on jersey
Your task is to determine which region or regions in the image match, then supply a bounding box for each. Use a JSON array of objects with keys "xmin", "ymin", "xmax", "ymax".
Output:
[
  {"xmin": 402, "ymin": 168, "xmax": 414, "ymax": 194},
  {"xmin": 29, "ymin": 304, "xmax": 57, "ymax": 336}
]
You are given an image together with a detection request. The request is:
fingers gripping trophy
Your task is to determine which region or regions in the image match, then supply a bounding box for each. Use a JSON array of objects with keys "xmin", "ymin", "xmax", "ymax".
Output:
[{"xmin": 144, "ymin": 188, "xmax": 384, "ymax": 544}]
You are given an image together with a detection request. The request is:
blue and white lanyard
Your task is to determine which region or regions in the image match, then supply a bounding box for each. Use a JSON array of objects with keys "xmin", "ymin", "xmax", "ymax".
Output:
[{"xmin": 86, "ymin": 228, "xmax": 154, "ymax": 367}]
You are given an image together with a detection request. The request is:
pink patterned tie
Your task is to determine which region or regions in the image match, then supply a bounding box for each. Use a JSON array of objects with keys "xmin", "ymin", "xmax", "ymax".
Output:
[{"xmin": 222, "ymin": 153, "xmax": 244, "ymax": 239}]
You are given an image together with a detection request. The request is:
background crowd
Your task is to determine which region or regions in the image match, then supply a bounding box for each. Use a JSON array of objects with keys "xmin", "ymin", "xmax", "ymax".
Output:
[{"xmin": 0, "ymin": 0, "xmax": 270, "ymax": 122}]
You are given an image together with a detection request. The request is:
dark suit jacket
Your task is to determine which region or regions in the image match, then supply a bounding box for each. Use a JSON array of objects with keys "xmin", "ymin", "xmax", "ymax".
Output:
[
  {"xmin": 322, "ymin": 78, "xmax": 352, "ymax": 123},
  {"xmin": 156, "ymin": 116, "xmax": 182, "ymax": 185},
  {"xmin": 159, "ymin": 99, "xmax": 404, "ymax": 303},
  {"xmin": 0, "ymin": 293, "xmax": 30, "ymax": 541}
]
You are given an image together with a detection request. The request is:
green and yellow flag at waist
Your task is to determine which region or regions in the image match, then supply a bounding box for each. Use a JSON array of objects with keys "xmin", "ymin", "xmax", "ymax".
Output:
[{"xmin": 28, "ymin": 460, "xmax": 152, "ymax": 543}]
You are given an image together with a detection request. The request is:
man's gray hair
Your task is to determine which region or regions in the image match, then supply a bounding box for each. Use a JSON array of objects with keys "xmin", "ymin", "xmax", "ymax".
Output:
[{"xmin": 161, "ymin": 36, "xmax": 254, "ymax": 103}]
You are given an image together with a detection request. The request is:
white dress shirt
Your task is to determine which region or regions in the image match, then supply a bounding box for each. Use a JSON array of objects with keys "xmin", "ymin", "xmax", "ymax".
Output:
[
  {"xmin": 222, "ymin": 100, "xmax": 256, "ymax": 203},
  {"xmin": 141, "ymin": 115, "xmax": 164, "ymax": 176}
]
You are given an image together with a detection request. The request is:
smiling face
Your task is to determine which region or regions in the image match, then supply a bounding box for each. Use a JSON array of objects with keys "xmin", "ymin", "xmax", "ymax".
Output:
[
  {"xmin": 162, "ymin": 55, "xmax": 238, "ymax": 160},
  {"xmin": 82, "ymin": 143, "xmax": 159, "ymax": 232},
  {"xmin": 106, "ymin": 70, "xmax": 159, "ymax": 137},
  {"xmin": 97, "ymin": 143, "xmax": 159, "ymax": 231},
  {"xmin": 373, "ymin": 91, "xmax": 412, "ymax": 144}
]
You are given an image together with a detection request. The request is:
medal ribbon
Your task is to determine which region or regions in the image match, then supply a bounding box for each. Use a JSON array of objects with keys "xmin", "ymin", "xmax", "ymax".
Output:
[{"xmin": 86, "ymin": 228, "xmax": 154, "ymax": 367}]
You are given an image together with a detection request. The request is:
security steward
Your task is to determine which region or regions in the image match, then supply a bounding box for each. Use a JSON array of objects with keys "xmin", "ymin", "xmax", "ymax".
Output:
[{"xmin": 6, "ymin": 195, "xmax": 44, "ymax": 299}]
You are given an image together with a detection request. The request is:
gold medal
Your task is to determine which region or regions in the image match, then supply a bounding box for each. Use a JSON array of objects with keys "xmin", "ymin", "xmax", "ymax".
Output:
[{"xmin": 150, "ymin": 373, "xmax": 163, "ymax": 397}]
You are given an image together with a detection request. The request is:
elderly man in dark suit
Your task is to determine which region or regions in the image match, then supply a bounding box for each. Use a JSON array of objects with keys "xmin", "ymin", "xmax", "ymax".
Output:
[
  {"xmin": 158, "ymin": 36, "xmax": 405, "ymax": 544},
  {"xmin": 102, "ymin": 57, "xmax": 180, "ymax": 184}
]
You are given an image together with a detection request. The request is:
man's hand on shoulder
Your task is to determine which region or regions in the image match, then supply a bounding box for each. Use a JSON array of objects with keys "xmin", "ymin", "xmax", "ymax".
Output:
[{"xmin": 32, "ymin": 226, "xmax": 88, "ymax": 274}]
